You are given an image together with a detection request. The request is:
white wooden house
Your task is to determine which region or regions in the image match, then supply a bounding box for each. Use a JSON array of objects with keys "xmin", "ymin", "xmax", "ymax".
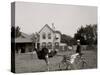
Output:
[{"xmin": 37, "ymin": 24, "xmax": 66, "ymax": 51}]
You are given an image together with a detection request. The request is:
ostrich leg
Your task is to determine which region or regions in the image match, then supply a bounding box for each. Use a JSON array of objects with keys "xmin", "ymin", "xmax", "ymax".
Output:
[{"xmin": 45, "ymin": 55, "xmax": 50, "ymax": 71}]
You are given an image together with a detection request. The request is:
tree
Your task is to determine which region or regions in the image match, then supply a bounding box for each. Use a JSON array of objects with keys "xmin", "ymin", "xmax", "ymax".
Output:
[
  {"xmin": 11, "ymin": 26, "xmax": 21, "ymax": 38},
  {"xmin": 15, "ymin": 26, "xmax": 21, "ymax": 38},
  {"xmin": 61, "ymin": 34, "xmax": 73, "ymax": 46},
  {"xmin": 33, "ymin": 32, "xmax": 40, "ymax": 49},
  {"xmin": 70, "ymin": 38, "xmax": 77, "ymax": 45},
  {"xmin": 74, "ymin": 24, "xmax": 97, "ymax": 45}
]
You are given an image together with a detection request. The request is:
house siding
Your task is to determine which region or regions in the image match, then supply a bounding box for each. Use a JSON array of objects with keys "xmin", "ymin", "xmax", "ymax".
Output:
[{"xmin": 38, "ymin": 25, "xmax": 61, "ymax": 50}]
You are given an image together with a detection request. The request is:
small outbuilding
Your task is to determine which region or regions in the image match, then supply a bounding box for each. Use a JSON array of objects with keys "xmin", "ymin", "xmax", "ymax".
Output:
[{"xmin": 15, "ymin": 33, "xmax": 35, "ymax": 53}]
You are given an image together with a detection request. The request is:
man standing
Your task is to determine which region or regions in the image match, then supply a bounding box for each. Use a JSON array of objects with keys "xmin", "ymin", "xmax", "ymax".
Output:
[{"xmin": 76, "ymin": 40, "xmax": 81, "ymax": 56}]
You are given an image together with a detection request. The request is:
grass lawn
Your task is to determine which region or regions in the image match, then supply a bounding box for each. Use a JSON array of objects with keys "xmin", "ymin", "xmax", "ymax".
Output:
[{"xmin": 15, "ymin": 50, "xmax": 97, "ymax": 73}]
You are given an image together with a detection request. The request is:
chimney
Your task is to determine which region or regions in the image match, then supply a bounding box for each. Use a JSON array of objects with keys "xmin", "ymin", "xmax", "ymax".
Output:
[{"xmin": 52, "ymin": 23, "xmax": 55, "ymax": 31}]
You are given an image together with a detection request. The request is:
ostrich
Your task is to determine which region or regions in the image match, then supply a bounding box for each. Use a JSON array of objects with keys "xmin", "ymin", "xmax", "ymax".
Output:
[
  {"xmin": 34, "ymin": 47, "xmax": 57, "ymax": 71},
  {"xmin": 33, "ymin": 40, "xmax": 57, "ymax": 71}
]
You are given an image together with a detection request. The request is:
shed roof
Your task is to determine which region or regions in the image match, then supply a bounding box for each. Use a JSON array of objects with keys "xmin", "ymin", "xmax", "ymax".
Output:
[
  {"xmin": 60, "ymin": 43, "xmax": 67, "ymax": 46},
  {"xmin": 15, "ymin": 32, "xmax": 34, "ymax": 43},
  {"xmin": 15, "ymin": 37, "xmax": 32, "ymax": 43}
]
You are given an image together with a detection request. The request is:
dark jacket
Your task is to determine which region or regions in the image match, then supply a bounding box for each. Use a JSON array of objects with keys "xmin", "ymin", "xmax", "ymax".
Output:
[{"xmin": 76, "ymin": 44, "xmax": 81, "ymax": 54}]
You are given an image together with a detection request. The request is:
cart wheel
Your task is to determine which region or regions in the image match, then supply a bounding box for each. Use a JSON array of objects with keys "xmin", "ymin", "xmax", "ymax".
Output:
[
  {"xmin": 78, "ymin": 60, "xmax": 88, "ymax": 69},
  {"xmin": 59, "ymin": 62, "xmax": 66, "ymax": 70}
]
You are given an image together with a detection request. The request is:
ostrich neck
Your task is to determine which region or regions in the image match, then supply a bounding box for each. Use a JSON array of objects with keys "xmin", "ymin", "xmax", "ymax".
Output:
[{"xmin": 35, "ymin": 48, "xmax": 40, "ymax": 54}]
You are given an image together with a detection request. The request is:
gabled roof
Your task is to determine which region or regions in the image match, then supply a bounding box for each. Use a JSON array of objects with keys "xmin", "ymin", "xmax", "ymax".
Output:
[
  {"xmin": 38, "ymin": 24, "xmax": 62, "ymax": 36},
  {"xmin": 38, "ymin": 24, "xmax": 54, "ymax": 33}
]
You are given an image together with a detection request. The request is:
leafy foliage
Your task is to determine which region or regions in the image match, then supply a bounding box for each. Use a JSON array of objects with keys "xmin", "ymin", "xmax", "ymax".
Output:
[
  {"xmin": 11, "ymin": 26, "xmax": 21, "ymax": 38},
  {"xmin": 61, "ymin": 34, "xmax": 74, "ymax": 46},
  {"xmin": 74, "ymin": 24, "xmax": 97, "ymax": 45}
]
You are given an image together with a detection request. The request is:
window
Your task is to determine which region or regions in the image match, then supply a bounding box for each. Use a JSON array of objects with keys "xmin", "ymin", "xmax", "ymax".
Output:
[
  {"xmin": 42, "ymin": 33, "xmax": 46, "ymax": 39},
  {"xmin": 47, "ymin": 42, "xmax": 52, "ymax": 49},
  {"xmin": 55, "ymin": 42, "xmax": 59, "ymax": 49},
  {"xmin": 55, "ymin": 42, "xmax": 59, "ymax": 45},
  {"xmin": 48, "ymin": 33, "xmax": 51, "ymax": 39},
  {"xmin": 42, "ymin": 42, "xmax": 46, "ymax": 48}
]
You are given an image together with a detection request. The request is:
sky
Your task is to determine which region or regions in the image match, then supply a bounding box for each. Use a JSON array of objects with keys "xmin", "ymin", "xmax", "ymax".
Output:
[{"xmin": 15, "ymin": 2, "xmax": 97, "ymax": 37}]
